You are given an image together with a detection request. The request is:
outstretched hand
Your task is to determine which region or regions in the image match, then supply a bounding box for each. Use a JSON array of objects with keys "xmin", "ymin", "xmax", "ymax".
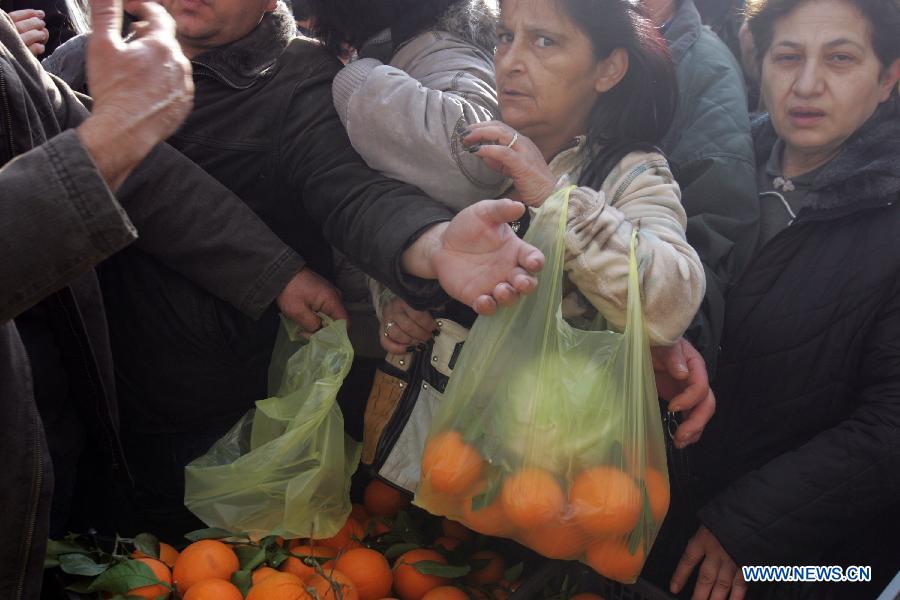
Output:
[{"xmin": 402, "ymin": 199, "xmax": 544, "ymax": 315}]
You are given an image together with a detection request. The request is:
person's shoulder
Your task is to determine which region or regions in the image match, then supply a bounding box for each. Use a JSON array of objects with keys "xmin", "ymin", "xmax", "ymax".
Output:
[
  {"xmin": 280, "ymin": 36, "xmax": 343, "ymax": 77},
  {"xmin": 600, "ymin": 150, "xmax": 674, "ymax": 198},
  {"xmin": 679, "ymin": 27, "xmax": 744, "ymax": 86}
]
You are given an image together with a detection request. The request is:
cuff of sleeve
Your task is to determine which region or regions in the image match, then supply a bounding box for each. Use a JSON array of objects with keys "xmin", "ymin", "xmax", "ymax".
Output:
[
  {"xmin": 50, "ymin": 129, "xmax": 138, "ymax": 255},
  {"xmin": 368, "ymin": 277, "xmax": 399, "ymax": 321},
  {"xmin": 332, "ymin": 58, "xmax": 383, "ymax": 123},
  {"xmin": 238, "ymin": 249, "xmax": 306, "ymax": 320},
  {"xmin": 389, "ymin": 219, "xmax": 452, "ymax": 310},
  {"xmin": 698, "ymin": 501, "xmax": 755, "ymax": 567}
]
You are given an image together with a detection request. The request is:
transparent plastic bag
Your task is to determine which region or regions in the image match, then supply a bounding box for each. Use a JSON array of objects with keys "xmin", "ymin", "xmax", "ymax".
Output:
[
  {"xmin": 184, "ymin": 317, "xmax": 360, "ymax": 540},
  {"xmin": 415, "ymin": 187, "xmax": 669, "ymax": 583}
]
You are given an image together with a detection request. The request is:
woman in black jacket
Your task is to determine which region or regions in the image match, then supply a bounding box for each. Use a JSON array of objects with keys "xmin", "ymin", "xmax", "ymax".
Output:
[{"xmin": 666, "ymin": 0, "xmax": 900, "ymax": 598}]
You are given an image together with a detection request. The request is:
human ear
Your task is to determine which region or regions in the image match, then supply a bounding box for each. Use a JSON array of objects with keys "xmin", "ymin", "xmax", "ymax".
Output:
[
  {"xmin": 594, "ymin": 48, "xmax": 629, "ymax": 93},
  {"xmin": 877, "ymin": 58, "xmax": 900, "ymax": 103}
]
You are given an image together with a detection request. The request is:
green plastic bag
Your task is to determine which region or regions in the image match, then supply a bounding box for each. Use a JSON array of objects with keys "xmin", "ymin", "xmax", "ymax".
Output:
[
  {"xmin": 184, "ymin": 317, "xmax": 360, "ymax": 540},
  {"xmin": 415, "ymin": 187, "xmax": 668, "ymax": 583}
]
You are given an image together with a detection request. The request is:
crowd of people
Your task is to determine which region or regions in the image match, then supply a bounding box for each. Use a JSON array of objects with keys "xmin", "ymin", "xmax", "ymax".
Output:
[{"xmin": 1, "ymin": 0, "xmax": 897, "ymax": 599}]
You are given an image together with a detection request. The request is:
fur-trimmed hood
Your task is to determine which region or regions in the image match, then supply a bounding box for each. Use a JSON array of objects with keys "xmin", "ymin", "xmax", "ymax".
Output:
[
  {"xmin": 752, "ymin": 98, "xmax": 900, "ymax": 215},
  {"xmin": 435, "ymin": 0, "xmax": 498, "ymax": 55},
  {"xmin": 191, "ymin": 1, "xmax": 298, "ymax": 87}
]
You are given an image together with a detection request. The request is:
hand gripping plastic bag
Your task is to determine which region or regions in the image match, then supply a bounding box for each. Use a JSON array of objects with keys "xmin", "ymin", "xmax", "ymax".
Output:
[
  {"xmin": 184, "ymin": 317, "xmax": 360, "ymax": 540},
  {"xmin": 414, "ymin": 186, "xmax": 669, "ymax": 583}
]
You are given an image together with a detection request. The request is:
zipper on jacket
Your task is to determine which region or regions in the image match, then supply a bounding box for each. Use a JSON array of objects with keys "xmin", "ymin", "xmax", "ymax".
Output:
[
  {"xmin": 372, "ymin": 351, "xmax": 426, "ymax": 470},
  {"xmin": 15, "ymin": 404, "xmax": 45, "ymax": 600},
  {"xmin": 0, "ymin": 68, "xmax": 16, "ymax": 159}
]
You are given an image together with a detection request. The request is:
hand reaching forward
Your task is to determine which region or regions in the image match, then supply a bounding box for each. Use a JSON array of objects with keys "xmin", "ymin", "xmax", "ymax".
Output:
[
  {"xmin": 277, "ymin": 267, "xmax": 349, "ymax": 333},
  {"xmin": 402, "ymin": 199, "xmax": 545, "ymax": 315}
]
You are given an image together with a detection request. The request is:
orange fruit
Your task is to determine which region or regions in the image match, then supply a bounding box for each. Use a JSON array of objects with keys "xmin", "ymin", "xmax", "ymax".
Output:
[
  {"xmin": 128, "ymin": 558, "xmax": 171, "ymax": 599},
  {"xmin": 133, "ymin": 542, "xmax": 180, "ymax": 568},
  {"xmin": 421, "ymin": 586, "xmax": 470, "ymax": 600},
  {"xmin": 584, "ymin": 539, "xmax": 645, "ymax": 583},
  {"xmin": 253, "ymin": 566, "xmax": 280, "ymax": 585},
  {"xmin": 460, "ymin": 490, "xmax": 514, "ymax": 537},
  {"xmin": 247, "ymin": 572, "xmax": 310, "ymax": 600},
  {"xmin": 568, "ymin": 594, "xmax": 605, "ymax": 600},
  {"xmin": 519, "ymin": 518, "xmax": 586, "ymax": 560},
  {"xmin": 363, "ymin": 479, "xmax": 410, "ymax": 518},
  {"xmin": 570, "ymin": 466, "xmax": 642, "ymax": 535},
  {"xmin": 500, "ymin": 468, "xmax": 565, "ymax": 529},
  {"xmin": 307, "ymin": 569, "xmax": 359, "ymax": 600},
  {"xmin": 183, "ymin": 578, "xmax": 243, "ymax": 600},
  {"xmin": 440, "ymin": 519, "xmax": 472, "ymax": 542},
  {"xmin": 173, "ymin": 540, "xmax": 239, "ymax": 595},
  {"xmin": 280, "ymin": 545, "xmax": 337, "ymax": 581},
  {"xmin": 466, "ymin": 550, "xmax": 504, "ymax": 586},
  {"xmin": 432, "ymin": 537, "xmax": 461, "ymax": 552},
  {"xmin": 316, "ymin": 518, "xmax": 366, "ymax": 551},
  {"xmin": 643, "ymin": 468, "xmax": 670, "ymax": 524},
  {"xmin": 421, "ymin": 431, "xmax": 485, "ymax": 496},
  {"xmin": 393, "ymin": 549, "xmax": 450, "ymax": 600},
  {"xmin": 334, "ymin": 548, "xmax": 393, "ymax": 600}
]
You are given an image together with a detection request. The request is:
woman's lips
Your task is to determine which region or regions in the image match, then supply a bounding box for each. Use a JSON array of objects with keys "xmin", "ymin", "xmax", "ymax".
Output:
[
  {"xmin": 788, "ymin": 107, "xmax": 826, "ymax": 127},
  {"xmin": 500, "ymin": 89, "xmax": 529, "ymax": 104}
]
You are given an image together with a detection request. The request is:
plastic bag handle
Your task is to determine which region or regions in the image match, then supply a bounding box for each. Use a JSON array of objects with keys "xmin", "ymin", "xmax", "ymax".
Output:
[{"xmin": 529, "ymin": 187, "xmax": 645, "ymax": 337}]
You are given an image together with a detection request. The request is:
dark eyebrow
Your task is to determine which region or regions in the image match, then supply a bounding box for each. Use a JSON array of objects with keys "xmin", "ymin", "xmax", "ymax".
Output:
[
  {"xmin": 772, "ymin": 40, "xmax": 803, "ymax": 50},
  {"xmin": 524, "ymin": 25, "xmax": 568, "ymax": 41},
  {"xmin": 772, "ymin": 38, "xmax": 866, "ymax": 51},
  {"xmin": 824, "ymin": 38, "xmax": 865, "ymax": 51}
]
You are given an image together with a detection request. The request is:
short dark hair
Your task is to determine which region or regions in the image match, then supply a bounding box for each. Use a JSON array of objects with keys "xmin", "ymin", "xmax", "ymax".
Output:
[
  {"xmin": 546, "ymin": 0, "xmax": 678, "ymax": 155},
  {"xmin": 746, "ymin": 0, "xmax": 900, "ymax": 70},
  {"xmin": 306, "ymin": 0, "xmax": 461, "ymax": 56}
]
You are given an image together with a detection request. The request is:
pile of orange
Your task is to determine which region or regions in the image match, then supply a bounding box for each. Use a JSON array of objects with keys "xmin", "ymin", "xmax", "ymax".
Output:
[{"xmin": 419, "ymin": 429, "xmax": 671, "ymax": 583}]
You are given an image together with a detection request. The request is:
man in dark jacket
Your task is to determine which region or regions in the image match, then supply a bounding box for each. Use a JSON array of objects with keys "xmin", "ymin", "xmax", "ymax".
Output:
[
  {"xmin": 0, "ymin": 0, "xmax": 297, "ymax": 595},
  {"xmin": 44, "ymin": 0, "xmax": 546, "ymax": 541},
  {"xmin": 2, "ymin": 2, "xmax": 544, "ymax": 596}
]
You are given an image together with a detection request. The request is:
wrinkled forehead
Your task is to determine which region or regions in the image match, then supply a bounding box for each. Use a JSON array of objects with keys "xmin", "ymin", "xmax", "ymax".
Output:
[
  {"xmin": 498, "ymin": 0, "xmax": 571, "ymax": 28},
  {"xmin": 769, "ymin": 0, "xmax": 873, "ymax": 53}
]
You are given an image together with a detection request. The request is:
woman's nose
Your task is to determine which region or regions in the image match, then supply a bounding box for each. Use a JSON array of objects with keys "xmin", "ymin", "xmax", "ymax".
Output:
[{"xmin": 792, "ymin": 58, "xmax": 826, "ymax": 97}]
